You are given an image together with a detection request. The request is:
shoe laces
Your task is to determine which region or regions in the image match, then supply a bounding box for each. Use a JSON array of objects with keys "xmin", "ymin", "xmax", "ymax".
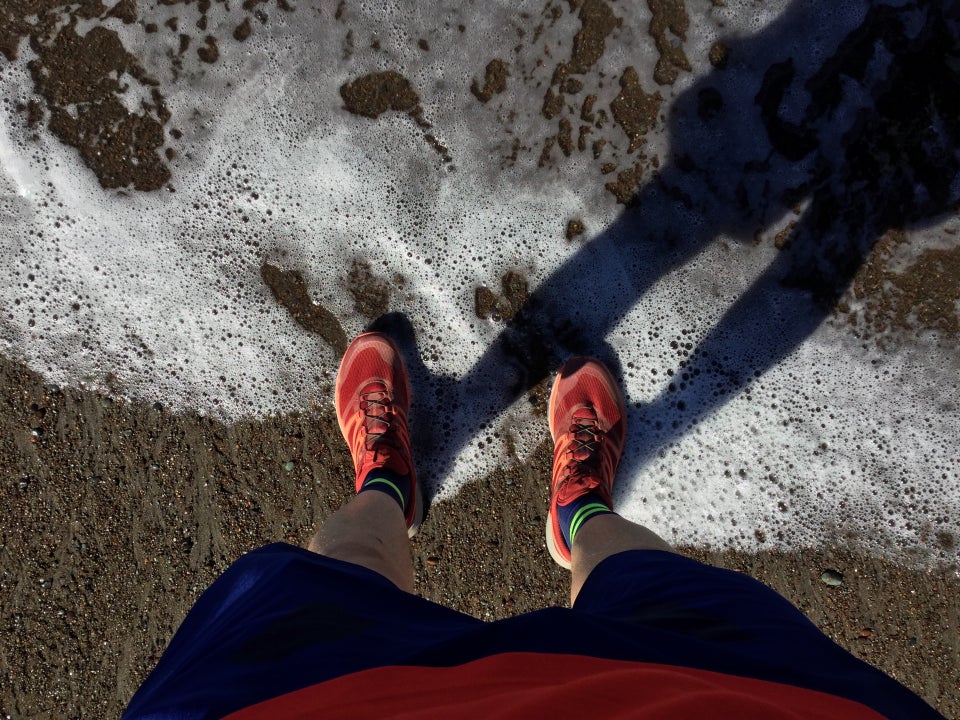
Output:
[
  {"xmin": 556, "ymin": 406, "xmax": 614, "ymax": 503},
  {"xmin": 360, "ymin": 382, "xmax": 396, "ymax": 450}
]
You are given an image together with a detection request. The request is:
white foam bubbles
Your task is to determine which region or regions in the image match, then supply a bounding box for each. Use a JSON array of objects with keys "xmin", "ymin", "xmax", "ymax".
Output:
[{"xmin": 1, "ymin": 0, "xmax": 958, "ymax": 566}]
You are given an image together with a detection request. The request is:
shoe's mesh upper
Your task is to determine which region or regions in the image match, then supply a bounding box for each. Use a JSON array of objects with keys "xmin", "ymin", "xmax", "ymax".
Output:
[
  {"xmin": 548, "ymin": 358, "xmax": 626, "ymax": 562},
  {"xmin": 335, "ymin": 336, "xmax": 414, "ymax": 489}
]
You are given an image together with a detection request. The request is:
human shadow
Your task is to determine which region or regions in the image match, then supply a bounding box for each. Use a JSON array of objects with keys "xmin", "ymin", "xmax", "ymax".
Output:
[{"xmin": 378, "ymin": 0, "xmax": 960, "ymax": 497}]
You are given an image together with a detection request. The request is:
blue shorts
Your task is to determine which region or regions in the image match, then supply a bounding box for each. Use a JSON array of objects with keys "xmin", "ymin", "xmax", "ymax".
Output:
[{"xmin": 124, "ymin": 543, "xmax": 941, "ymax": 719}]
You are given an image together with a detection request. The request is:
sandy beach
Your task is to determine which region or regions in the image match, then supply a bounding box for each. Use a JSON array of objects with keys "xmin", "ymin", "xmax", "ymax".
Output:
[
  {"xmin": 2, "ymin": 0, "xmax": 959, "ymax": 717},
  {"xmin": 2, "ymin": 355, "xmax": 958, "ymax": 717}
]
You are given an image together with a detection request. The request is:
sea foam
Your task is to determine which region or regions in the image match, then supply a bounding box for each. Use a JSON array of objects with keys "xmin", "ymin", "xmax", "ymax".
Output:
[{"xmin": 0, "ymin": 0, "xmax": 957, "ymax": 566}]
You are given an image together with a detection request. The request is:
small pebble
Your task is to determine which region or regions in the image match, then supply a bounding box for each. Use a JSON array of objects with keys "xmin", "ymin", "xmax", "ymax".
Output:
[
  {"xmin": 426, "ymin": 556, "xmax": 439, "ymax": 566},
  {"xmin": 284, "ymin": 461, "xmax": 295, "ymax": 471},
  {"xmin": 821, "ymin": 569, "xmax": 844, "ymax": 587},
  {"xmin": 859, "ymin": 628, "xmax": 873, "ymax": 638}
]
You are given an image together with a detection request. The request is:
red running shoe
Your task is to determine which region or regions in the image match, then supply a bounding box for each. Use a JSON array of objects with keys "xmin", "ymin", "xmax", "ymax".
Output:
[
  {"xmin": 546, "ymin": 357, "xmax": 626, "ymax": 569},
  {"xmin": 335, "ymin": 332, "xmax": 423, "ymax": 537}
]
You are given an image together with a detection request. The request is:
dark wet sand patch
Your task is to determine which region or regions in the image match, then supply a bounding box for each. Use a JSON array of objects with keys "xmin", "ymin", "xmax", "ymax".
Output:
[
  {"xmin": 261, "ymin": 262, "xmax": 348, "ymax": 356},
  {"xmin": 2, "ymin": 0, "xmax": 285, "ymax": 190},
  {"xmin": 475, "ymin": 270, "xmax": 530, "ymax": 322},
  {"xmin": 341, "ymin": 70, "xmax": 452, "ymax": 164},
  {"xmin": 566, "ymin": 218, "xmax": 586, "ymax": 240},
  {"xmin": 347, "ymin": 259, "xmax": 399, "ymax": 319},
  {"xmin": 471, "ymin": 59, "xmax": 510, "ymax": 103},
  {"xmin": 838, "ymin": 228, "xmax": 960, "ymax": 342},
  {"xmin": 647, "ymin": 0, "xmax": 691, "ymax": 85},
  {"xmin": 340, "ymin": 70, "xmax": 420, "ymax": 118},
  {"xmin": 610, "ymin": 66, "xmax": 663, "ymax": 152}
]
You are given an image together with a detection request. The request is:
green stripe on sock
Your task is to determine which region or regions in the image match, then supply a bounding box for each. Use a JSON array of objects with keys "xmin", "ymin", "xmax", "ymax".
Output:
[
  {"xmin": 363, "ymin": 477, "xmax": 405, "ymax": 506},
  {"xmin": 569, "ymin": 502, "xmax": 611, "ymax": 545}
]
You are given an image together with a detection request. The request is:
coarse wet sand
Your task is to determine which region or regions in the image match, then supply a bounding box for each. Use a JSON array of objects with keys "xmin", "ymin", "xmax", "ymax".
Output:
[{"xmin": 1, "ymin": 354, "xmax": 958, "ymax": 718}]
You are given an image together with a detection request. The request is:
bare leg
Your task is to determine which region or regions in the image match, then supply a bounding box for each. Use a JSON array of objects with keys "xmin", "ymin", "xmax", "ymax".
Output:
[
  {"xmin": 307, "ymin": 491, "xmax": 414, "ymax": 593},
  {"xmin": 570, "ymin": 514, "xmax": 674, "ymax": 605}
]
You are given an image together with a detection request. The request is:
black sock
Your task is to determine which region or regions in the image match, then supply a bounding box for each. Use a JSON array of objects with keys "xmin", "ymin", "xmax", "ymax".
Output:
[
  {"xmin": 358, "ymin": 468, "xmax": 411, "ymax": 514},
  {"xmin": 557, "ymin": 493, "xmax": 613, "ymax": 550}
]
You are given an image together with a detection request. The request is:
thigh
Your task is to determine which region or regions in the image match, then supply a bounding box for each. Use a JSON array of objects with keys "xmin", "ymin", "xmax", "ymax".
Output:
[
  {"xmin": 125, "ymin": 543, "xmax": 481, "ymax": 719},
  {"xmin": 569, "ymin": 549, "xmax": 938, "ymax": 720},
  {"xmin": 574, "ymin": 549, "xmax": 821, "ymax": 642}
]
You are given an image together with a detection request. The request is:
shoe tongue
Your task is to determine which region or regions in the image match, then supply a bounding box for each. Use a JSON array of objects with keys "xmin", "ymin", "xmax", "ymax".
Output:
[
  {"xmin": 361, "ymin": 380, "xmax": 389, "ymax": 396},
  {"xmin": 572, "ymin": 405, "xmax": 598, "ymax": 423},
  {"xmin": 571, "ymin": 444, "xmax": 594, "ymax": 462}
]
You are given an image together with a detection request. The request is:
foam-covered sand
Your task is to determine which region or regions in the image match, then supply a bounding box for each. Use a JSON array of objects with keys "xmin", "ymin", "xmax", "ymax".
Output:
[{"xmin": 1, "ymin": 0, "xmax": 958, "ymax": 565}]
